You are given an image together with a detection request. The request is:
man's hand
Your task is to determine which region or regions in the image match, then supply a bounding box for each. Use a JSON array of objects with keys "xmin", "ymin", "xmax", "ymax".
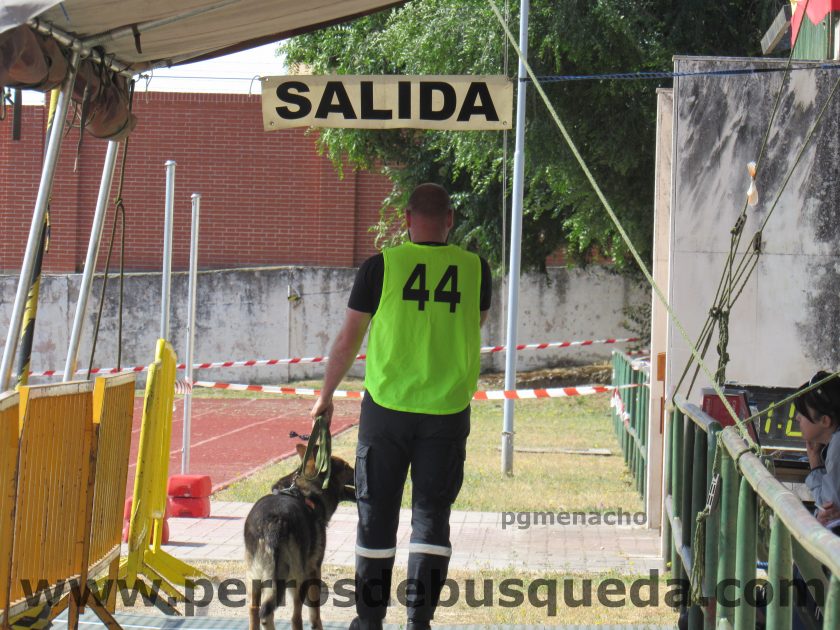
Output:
[{"xmin": 311, "ymin": 395, "xmax": 333, "ymax": 428}]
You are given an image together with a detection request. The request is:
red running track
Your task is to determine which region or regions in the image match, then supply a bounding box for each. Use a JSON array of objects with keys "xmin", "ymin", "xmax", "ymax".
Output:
[{"xmin": 125, "ymin": 397, "xmax": 359, "ymax": 498}]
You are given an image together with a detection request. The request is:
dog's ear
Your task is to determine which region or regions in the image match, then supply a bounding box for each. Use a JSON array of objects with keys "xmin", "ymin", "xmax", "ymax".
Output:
[
  {"xmin": 297, "ymin": 444, "xmax": 319, "ymax": 477},
  {"xmin": 296, "ymin": 444, "xmax": 320, "ymax": 460}
]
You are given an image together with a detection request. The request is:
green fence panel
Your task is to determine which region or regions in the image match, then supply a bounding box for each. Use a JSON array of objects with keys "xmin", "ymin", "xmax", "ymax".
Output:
[
  {"xmin": 665, "ymin": 396, "xmax": 840, "ymax": 630},
  {"xmin": 610, "ymin": 351, "xmax": 650, "ymax": 502}
]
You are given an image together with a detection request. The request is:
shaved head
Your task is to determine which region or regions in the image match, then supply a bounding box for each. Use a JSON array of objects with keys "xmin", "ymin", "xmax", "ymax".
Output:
[{"xmin": 407, "ymin": 183, "xmax": 451, "ymax": 219}]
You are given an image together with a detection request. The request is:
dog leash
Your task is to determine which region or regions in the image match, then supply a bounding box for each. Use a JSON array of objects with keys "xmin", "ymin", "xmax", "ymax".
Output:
[{"xmin": 298, "ymin": 415, "xmax": 332, "ymax": 489}]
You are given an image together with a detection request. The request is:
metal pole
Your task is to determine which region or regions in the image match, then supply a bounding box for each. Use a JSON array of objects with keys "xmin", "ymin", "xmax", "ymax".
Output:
[
  {"xmin": 15, "ymin": 89, "xmax": 60, "ymax": 389},
  {"xmin": 182, "ymin": 193, "xmax": 200, "ymax": 474},
  {"xmin": 160, "ymin": 160, "xmax": 176, "ymax": 340},
  {"xmin": 63, "ymin": 141, "xmax": 121, "ymax": 382},
  {"xmin": 0, "ymin": 51, "xmax": 80, "ymax": 392},
  {"xmin": 501, "ymin": 0, "xmax": 529, "ymax": 476}
]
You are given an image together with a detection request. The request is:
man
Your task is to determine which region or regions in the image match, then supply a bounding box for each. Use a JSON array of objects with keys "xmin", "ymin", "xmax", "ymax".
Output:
[{"xmin": 310, "ymin": 183, "xmax": 491, "ymax": 630}]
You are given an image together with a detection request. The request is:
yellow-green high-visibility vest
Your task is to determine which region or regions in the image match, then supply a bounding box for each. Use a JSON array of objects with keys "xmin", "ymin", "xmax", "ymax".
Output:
[{"xmin": 365, "ymin": 242, "xmax": 481, "ymax": 414}]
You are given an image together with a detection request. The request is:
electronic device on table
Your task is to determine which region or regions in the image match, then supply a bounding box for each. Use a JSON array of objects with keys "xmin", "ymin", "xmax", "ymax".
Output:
[{"xmin": 701, "ymin": 385, "xmax": 808, "ymax": 472}]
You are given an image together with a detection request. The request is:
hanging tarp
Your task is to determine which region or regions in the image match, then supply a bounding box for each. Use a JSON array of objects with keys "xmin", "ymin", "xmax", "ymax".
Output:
[
  {"xmin": 0, "ymin": 0, "xmax": 406, "ymax": 71},
  {"xmin": 261, "ymin": 75, "xmax": 513, "ymax": 131},
  {"xmin": 0, "ymin": 1, "xmax": 61, "ymax": 35},
  {"xmin": 0, "ymin": 0, "xmax": 406, "ymax": 140}
]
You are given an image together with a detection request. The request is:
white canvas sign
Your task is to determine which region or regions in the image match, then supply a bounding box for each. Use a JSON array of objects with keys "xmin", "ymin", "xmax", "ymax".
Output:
[{"xmin": 262, "ymin": 75, "xmax": 513, "ymax": 131}]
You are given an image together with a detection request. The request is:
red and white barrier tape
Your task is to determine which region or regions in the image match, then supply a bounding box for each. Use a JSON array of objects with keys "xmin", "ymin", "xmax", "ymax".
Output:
[
  {"xmin": 188, "ymin": 380, "xmax": 639, "ymax": 400},
  {"xmin": 483, "ymin": 337, "xmax": 640, "ymax": 353},
  {"xmin": 27, "ymin": 337, "xmax": 643, "ymax": 378},
  {"xmin": 610, "ymin": 389, "xmax": 631, "ymax": 425}
]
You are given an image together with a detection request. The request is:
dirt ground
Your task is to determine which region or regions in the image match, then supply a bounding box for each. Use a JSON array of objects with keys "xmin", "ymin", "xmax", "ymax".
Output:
[{"xmin": 479, "ymin": 362, "xmax": 612, "ymax": 389}]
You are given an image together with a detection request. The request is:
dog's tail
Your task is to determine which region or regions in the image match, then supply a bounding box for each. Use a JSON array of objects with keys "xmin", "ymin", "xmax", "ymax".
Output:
[{"xmin": 247, "ymin": 539, "xmax": 280, "ymax": 622}]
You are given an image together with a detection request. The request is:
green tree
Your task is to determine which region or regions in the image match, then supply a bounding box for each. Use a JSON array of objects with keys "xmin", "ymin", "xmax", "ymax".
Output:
[{"xmin": 281, "ymin": 0, "xmax": 779, "ymax": 271}]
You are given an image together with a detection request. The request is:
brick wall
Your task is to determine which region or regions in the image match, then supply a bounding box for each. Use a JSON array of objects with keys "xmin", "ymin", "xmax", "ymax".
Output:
[{"xmin": 0, "ymin": 92, "xmax": 393, "ymax": 273}]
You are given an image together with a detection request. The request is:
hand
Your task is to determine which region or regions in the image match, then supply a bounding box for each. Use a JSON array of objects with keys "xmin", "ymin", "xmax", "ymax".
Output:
[
  {"xmin": 310, "ymin": 395, "xmax": 333, "ymax": 428},
  {"xmin": 817, "ymin": 502, "xmax": 840, "ymax": 526},
  {"xmin": 806, "ymin": 440, "xmax": 824, "ymax": 469}
]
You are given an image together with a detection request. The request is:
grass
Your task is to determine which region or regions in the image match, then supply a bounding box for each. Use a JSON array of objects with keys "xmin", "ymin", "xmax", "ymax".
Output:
[
  {"xmin": 212, "ymin": 379, "xmax": 643, "ymax": 515},
  {"xmin": 173, "ymin": 560, "xmax": 680, "ymax": 626}
]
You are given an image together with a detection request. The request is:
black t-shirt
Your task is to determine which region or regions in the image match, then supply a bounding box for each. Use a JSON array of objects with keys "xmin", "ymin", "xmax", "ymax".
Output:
[{"xmin": 348, "ymin": 242, "xmax": 492, "ymax": 315}]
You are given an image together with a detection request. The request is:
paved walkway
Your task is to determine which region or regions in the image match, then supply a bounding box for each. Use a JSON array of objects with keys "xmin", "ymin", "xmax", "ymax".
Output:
[{"xmin": 164, "ymin": 502, "xmax": 663, "ymax": 575}]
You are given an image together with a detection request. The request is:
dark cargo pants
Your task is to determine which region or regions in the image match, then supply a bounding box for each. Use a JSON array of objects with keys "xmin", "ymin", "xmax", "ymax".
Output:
[{"xmin": 353, "ymin": 393, "xmax": 470, "ymax": 623}]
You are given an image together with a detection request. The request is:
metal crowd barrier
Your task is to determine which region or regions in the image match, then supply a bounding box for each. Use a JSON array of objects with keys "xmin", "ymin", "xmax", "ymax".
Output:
[
  {"xmin": 6, "ymin": 381, "xmax": 95, "ymax": 621},
  {"xmin": 0, "ymin": 373, "xmax": 136, "ymax": 629},
  {"xmin": 121, "ymin": 339, "xmax": 204, "ymax": 609},
  {"xmin": 664, "ymin": 396, "xmax": 840, "ymax": 629},
  {"xmin": 0, "ymin": 392, "xmax": 19, "ymax": 629},
  {"xmin": 611, "ymin": 351, "xmax": 650, "ymax": 501}
]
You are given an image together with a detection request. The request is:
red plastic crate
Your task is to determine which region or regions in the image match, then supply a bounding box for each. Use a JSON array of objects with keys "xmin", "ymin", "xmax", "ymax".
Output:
[
  {"xmin": 168, "ymin": 495, "xmax": 212, "ymax": 518},
  {"xmin": 167, "ymin": 474, "xmax": 212, "ymax": 498}
]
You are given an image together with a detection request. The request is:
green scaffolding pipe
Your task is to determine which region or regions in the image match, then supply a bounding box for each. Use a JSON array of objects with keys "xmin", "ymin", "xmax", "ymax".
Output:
[
  {"xmin": 719, "ymin": 426, "xmax": 840, "ymax": 577},
  {"xmin": 766, "ymin": 518, "xmax": 792, "ymax": 630},
  {"xmin": 734, "ymin": 476, "xmax": 757, "ymax": 630},
  {"xmin": 667, "ymin": 403, "xmax": 840, "ymax": 629},
  {"xmin": 716, "ymin": 449, "xmax": 738, "ymax": 628},
  {"xmin": 824, "ymin": 575, "xmax": 840, "ymax": 629}
]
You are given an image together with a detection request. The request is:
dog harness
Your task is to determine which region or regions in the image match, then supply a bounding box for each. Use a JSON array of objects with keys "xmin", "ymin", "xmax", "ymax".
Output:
[{"xmin": 273, "ymin": 482, "xmax": 318, "ymax": 512}]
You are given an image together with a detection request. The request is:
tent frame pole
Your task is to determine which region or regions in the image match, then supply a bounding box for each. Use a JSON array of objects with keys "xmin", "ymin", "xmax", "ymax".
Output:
[
  {"xmin": 63, "ymin": 140, "xmax": 121, "ymax": 382},
  {"xmin": 0, "ymin": 50, "xmax": 80, "ymax": 392}
]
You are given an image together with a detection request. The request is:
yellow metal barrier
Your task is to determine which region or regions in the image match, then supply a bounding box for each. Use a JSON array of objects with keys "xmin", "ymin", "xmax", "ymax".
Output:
[
  {"xmin": 0, "ymin": 392, "xmax": 20, "ymax": 629},
  {"xmin": 0, "ymin": 374, "xmax": 135, "ymax": 629},
  {"xmin": 68, "ymin": 372, "xmax": 137, "ymax": 628},
  {"xmin": 89, "ymin": 373, "xmax": 136, "ymax": 573},
  {"xmin": 6, "ymin": 381, "xmax": 93, "ymax": 623},
  {"xmin": 122, "ymin": 339, "xmax": 204, "ymax": 608}
]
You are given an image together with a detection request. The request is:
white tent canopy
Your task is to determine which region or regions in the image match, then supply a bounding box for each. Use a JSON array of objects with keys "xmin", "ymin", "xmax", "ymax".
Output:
[
  {"xmin": 0, "ymin": 0, "xmax": 407, "ymax": 391},
  {"xmin": 2, "ymin": 0, "xmax": 404, "ymax": 71}
]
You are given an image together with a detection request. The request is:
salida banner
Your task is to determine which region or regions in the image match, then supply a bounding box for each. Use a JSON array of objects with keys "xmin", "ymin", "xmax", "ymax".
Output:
[{"xmin": 261, "ymin": 75, "xmax": 512, "ymax": 131}]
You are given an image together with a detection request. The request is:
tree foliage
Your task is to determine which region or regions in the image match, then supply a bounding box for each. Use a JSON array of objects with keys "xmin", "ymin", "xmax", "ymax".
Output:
[{"xmin": 281, "ymin": 0, "xmax": 779, "ymax": 272}]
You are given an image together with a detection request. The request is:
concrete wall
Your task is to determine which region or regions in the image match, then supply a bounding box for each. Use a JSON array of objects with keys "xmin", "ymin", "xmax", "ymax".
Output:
[
  {"xmin": 667, "ymin": 56, "xmax": 840, "ymax": 398},
  {"xmin": 0, "ymin": 265, "xmax": 646, "ymax": 386}
]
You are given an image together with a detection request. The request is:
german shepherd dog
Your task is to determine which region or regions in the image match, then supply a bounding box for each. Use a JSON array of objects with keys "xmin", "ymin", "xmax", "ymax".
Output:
[{"xmin": 245, "ymin": 444, "xmax": 355, "ymax": 630}]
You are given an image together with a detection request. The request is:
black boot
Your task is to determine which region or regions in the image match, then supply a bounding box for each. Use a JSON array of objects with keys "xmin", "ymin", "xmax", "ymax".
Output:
[
  {"xmin": 349, "ymin": 617, "xmax": 384, "ymax": 630},
  {"xmin": 355, "ymin": 555, "xmax": 394, "ymax": 623},
  {"xmin": 405, "ymin": 552, "xmax": 449, "ymax": 625}
]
